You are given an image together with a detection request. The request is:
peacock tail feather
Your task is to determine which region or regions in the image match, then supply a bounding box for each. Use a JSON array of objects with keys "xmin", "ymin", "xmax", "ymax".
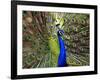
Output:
[{"xmin": 22, "ymin": 11, "xmax": 89, "ymax": 68}]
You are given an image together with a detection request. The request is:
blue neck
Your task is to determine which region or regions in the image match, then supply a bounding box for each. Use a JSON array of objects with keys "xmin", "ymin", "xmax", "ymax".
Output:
[{"xmin": 58, "ymin": 35, "xmax": 67, "ymax": 67}]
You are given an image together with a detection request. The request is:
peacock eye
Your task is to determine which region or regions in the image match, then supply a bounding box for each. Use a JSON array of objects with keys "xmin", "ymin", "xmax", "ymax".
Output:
[{"xmin": 59, "ymin": 31, "xmax": 62, "ymax": 35}]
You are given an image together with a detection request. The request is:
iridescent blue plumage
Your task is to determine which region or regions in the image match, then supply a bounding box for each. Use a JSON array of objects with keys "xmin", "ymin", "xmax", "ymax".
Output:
[{"xmin": 57, "ymin": 30, "xmax": 67, "ymax": 67}]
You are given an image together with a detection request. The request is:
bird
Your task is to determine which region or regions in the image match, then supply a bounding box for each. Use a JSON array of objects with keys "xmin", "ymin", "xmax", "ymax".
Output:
[
  {"xmin": 57, "ymin": 30, "xmax": 68, "ymax": 67},
  {"xmin": 23, "ymin": 11, "xmax": 90, "ymax": 68}
]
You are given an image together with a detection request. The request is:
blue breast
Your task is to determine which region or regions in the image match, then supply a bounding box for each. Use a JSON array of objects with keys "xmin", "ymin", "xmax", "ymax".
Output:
[{"xmin": 58, "ymin": 35, "xmax": 67, "ymax": 67}]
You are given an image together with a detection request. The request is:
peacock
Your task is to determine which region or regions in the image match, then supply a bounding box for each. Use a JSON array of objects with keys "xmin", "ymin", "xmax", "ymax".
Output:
[
  {"xmin": 22, "ymin": 11, "xmax": 90, "ymax": 68},
  {"xmin": 57, "ymin": 29, "xmax": 67, "ymax": 67}
]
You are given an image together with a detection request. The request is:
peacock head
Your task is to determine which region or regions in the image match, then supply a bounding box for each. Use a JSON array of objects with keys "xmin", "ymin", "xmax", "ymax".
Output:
[
  {"xmin": 57, "ymin": 30, "xmax": 64, "ymax": 36},
  {"xmin": 56, "ymin": 24, "xmax": 64, "ymax": 36}
]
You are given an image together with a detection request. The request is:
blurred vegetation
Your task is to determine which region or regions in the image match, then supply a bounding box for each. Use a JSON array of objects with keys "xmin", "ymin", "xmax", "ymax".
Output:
[{"xmin": 22, "ymin": 11, "xmax": 89, "ymax": 68}]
